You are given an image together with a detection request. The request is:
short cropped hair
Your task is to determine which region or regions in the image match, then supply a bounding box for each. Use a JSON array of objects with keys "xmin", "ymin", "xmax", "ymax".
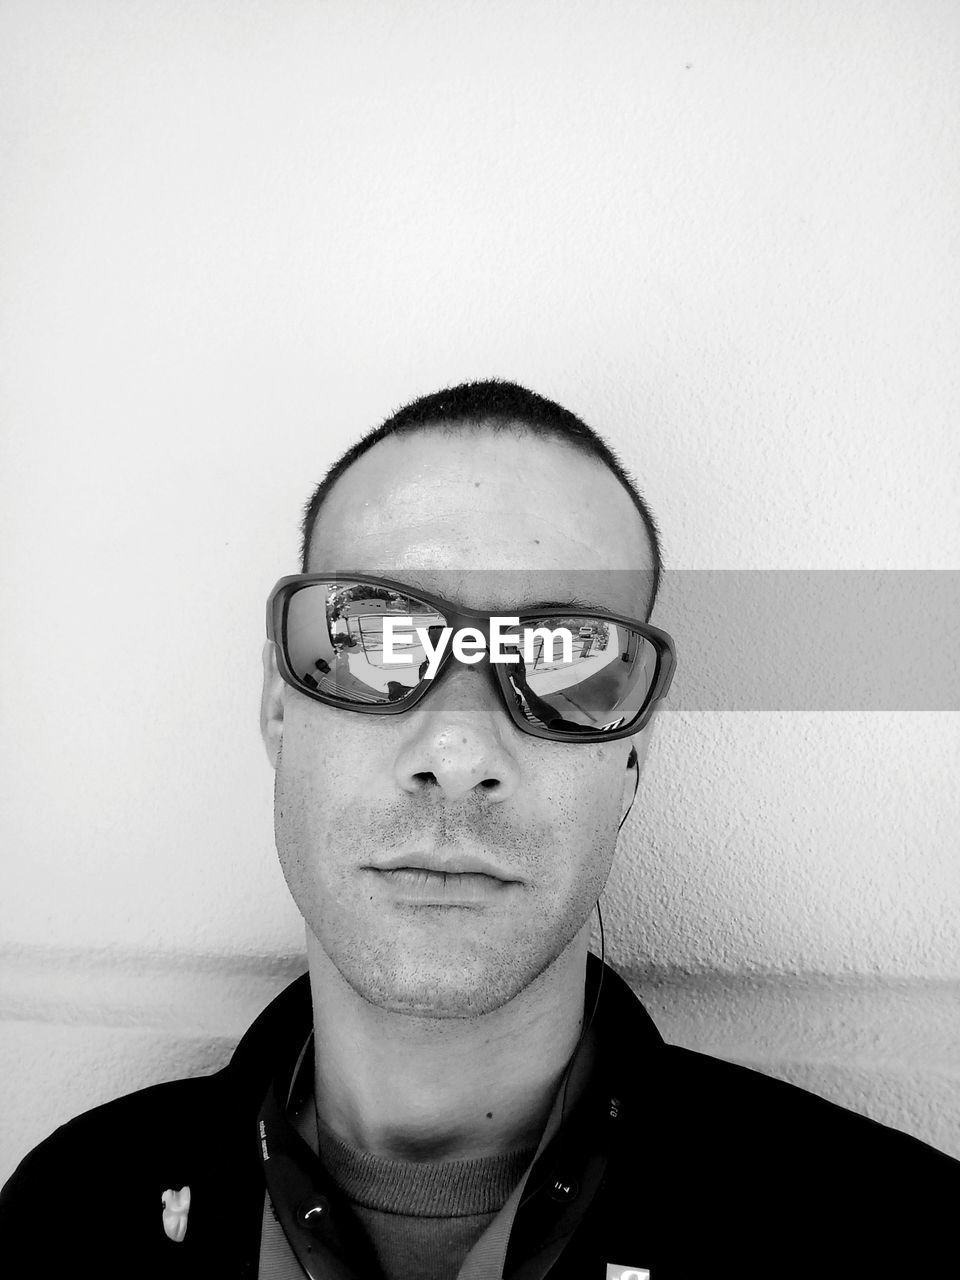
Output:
[{"xmin": 300, "ymin": 379, "xmax": 664, "ymax": 617}]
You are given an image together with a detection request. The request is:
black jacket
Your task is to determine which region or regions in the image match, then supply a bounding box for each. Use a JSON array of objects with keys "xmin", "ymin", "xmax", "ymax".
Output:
[{"xmin": 2, "ymin": 957, "xmax": 958, "ymax": 1278}]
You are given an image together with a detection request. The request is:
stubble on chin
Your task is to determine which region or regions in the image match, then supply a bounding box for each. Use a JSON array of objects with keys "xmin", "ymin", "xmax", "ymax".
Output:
[{"xmin": 309, "ymin": 892, "xmax": 592, "ymax": 1022}]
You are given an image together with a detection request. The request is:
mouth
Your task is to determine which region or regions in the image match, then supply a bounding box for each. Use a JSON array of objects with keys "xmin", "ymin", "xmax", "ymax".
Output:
[
  {"xmin": 370, "ymin": 852, "xmax": 520, "ymax": 882},
  {"xmin": 363, "ymin": 852, "xmax": 522, "ymax": 906}
]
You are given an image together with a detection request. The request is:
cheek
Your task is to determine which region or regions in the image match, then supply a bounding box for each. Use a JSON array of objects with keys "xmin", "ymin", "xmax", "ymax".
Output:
[
  {"xmin": 538, "ymin": 746, "xmax": 623, "ymax": 809},
  {"xmin": 273, "ymin": 709, "xmax": 382, "ymax": 869},
  {"xmin": 523, "ymin": 750, "xmax": 625, "ymax": 858},
  {"xmin": 279, "ymin": 703, "xmax": 390, "ymax": 800}
]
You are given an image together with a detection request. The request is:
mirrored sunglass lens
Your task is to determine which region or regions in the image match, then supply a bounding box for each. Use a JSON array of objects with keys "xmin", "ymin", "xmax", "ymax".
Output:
[
  {"xmin": 503, "ymin": 618, "xmax": 657, "ymax": 734},
  {"xmin": 283, "ymin": 582, "xmax": 445, "ymax": 704}
]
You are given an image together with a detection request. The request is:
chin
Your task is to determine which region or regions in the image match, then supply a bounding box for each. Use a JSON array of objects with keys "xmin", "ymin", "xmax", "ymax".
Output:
[{"xmin": 337, "ymin": 944, "xmax": 548, "ymax": 1021}]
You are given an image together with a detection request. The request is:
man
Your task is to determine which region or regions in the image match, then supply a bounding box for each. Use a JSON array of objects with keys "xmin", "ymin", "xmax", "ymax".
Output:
[{"xmin": 2, "ymin": 380, "xmax": 957, "ymax": 1277}]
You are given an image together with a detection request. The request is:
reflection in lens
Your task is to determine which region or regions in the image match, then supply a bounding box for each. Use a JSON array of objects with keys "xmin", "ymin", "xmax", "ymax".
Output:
[
  {"xmin": 285, "ymin": 582, "xmax": 446, "ymax": 704},
  {"xmin": 505, "ymin": 619, "xmax": 656, "ymax": 734}
]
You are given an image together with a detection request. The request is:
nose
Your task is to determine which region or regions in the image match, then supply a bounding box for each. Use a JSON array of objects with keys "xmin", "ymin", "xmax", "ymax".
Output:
[{"xmin": 392, "ymin": 668, "xmax": 521, "ymax": 802}]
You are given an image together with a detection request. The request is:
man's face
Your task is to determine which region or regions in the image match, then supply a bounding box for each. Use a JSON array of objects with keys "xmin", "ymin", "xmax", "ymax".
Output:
[{"xmin": 261, "ymin": 426, "xmax": 657, "ymax": 1018}]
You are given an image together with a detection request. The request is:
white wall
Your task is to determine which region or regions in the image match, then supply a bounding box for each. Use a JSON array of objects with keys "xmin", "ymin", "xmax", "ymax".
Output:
[{"xmin": 2, "ymin": 0, "xmax": 958, "ymax": 1179}]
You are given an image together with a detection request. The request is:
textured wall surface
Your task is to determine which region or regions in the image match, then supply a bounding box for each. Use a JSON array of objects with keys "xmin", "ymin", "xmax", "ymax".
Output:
[{"xmin": 2, "ymin": 0, "xmax": 958, "ymax": 1181}]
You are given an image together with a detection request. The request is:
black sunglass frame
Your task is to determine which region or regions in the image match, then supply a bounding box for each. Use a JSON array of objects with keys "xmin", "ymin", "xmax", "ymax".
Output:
[{"xmin": 266, "ymin": 573, "xmax": 676, "ymax": 743}]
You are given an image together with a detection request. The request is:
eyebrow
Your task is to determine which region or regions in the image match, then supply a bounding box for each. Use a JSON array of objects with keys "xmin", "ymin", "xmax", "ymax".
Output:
[
  {"xmin": 341, "ymin": 573, "xmax": 620, "ymax": 616},
  {"xmin": 501, "ymin": 597, "xmax": 614, "ymax": 614}
]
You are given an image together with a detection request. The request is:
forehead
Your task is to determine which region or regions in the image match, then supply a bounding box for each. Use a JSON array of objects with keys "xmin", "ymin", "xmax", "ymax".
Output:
[{"xmin": 307, "ymin": 427, "xmax": 653, "ymax": 615}]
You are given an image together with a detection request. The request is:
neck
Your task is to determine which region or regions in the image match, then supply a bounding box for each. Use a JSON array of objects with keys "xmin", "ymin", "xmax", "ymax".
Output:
[{"xmin": 307, "ymin": 929, "xmax": 591, "ymax": 1162}]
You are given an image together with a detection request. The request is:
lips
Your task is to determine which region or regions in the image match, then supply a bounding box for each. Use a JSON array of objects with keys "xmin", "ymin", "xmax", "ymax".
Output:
[
  {"xmin": 372, "ymin": 851, "xmax": 519, "ymax": 882},
  {"xmin": 364, "ymin": 850, "xmax": 522, "ymax": 905},
  {"xmin": 363, "ymin": 842, "xmax": 524, "ymax": 906}
]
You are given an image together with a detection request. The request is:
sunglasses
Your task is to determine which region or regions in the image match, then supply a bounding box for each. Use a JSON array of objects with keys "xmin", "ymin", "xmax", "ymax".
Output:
[{"xmin": 266, "ymin": 574, "xmax": 676, "ymax": 743}]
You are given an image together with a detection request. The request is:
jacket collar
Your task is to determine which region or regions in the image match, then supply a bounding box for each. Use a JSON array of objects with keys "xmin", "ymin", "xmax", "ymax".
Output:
[
  {"xmin": 240, "ymin": 954, "xmax": 664, "ymax": 1280},
  {"xmin": 228, "ymin": 952, "xmax": 664, "ymax": 1109}
]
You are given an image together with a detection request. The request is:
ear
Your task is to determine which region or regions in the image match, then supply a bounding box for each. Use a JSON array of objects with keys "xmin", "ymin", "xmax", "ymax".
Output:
[
  {"xmin": 619, "ymin": 708, "xmax": 660, "ymax": 829},
  {"xmin": 260, "ymin": 640, "xmax": 285, "ymax": 769}
]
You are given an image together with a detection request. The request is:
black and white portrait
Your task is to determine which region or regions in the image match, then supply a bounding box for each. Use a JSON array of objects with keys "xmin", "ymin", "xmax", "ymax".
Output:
[{"xmin": 2, "ymin": 4, "xmax": 958, "ymax": 1277}]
